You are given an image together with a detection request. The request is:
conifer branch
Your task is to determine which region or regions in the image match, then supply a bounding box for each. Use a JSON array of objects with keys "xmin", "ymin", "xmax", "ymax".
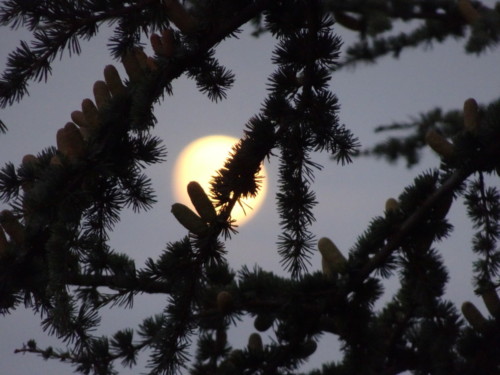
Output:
[
  {"xmin": 14, "ymin": 336, "xmax": 148, "ymax": 373},
  {"xmin": 0, "ymin": 0, "xmax": 162, "ymax": 108},
  {"xmin": 1, "ymin": 1, "xmax": 499, "ymax": 374},
  {"xmin": 66, "ymin": 273, "xmax": 172, "ymax": 295},
  {"xmin": 356, "ymin": 168, "xmax": 469, "ymax": 282},
  {"xmin": 465, "ymin": 174, "xmax": 500, "ymax": 289},
  {"xmin": 328, "ymin": 0, "xmax": 500, "ymax": 68}
]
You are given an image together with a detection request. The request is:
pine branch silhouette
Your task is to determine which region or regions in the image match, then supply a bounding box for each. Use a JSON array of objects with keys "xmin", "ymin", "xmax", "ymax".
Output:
[{"xmin": 0, "ymin": 0, "xmax": 499, "ymax": 374}]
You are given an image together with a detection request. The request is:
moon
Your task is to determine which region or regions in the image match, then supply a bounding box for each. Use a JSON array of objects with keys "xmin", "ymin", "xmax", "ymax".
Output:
[{"xmin": 172, "ymin": 135, "xmax": 268, "ymax": 226}]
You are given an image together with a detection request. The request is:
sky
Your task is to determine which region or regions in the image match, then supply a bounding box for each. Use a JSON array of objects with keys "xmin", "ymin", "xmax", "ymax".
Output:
[{"xmin": 1, "ymin": 13, "xmax": 500, "ymax": 375}]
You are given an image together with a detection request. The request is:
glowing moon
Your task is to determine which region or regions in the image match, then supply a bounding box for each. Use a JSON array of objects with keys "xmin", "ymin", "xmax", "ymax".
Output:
[{"xmin": 172, "ymin": 135, "xmax": 268, "ymax": 226}]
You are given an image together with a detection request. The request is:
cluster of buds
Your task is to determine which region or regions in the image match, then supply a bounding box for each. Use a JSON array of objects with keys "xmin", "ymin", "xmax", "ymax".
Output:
[
  {"xmin": 2, "ymin": 20, "xmax": 185, "ymax": 257},
  {"xmin": 1, "ymin": 2, "xmax": 195, "ymax": 255},
  {"xmin": 425, "ymin": 98, "xmax": 480, "ymax": 160},
  {"xmin": 171, "ymin": 181, "xmax": 218, "ymax": 235},
  {"xmin": 121, "ymin": 48, "xmax": 158, "ymax": 81},
  {"xmin": 12, "ymin": 1, "xmax": 192, "ymax": 198},
  {"xmin": 36, "ymin": 34, "xmax": 177, "ymax": 167},
  {"xmin": 51, "ymin": 49, "xmax": 155, "ymax": 166},
  {"xmin": 67, "ymin": 64, "xmax": 126, "ymax": 157},
  {"xmin": 317, "ymin": 237, "xmax": 347, "ymax": 279},
  {"xmin": 15, "ymin": 45, "xmax": 170, "ymax": 221},
  {"xmin": 64, "ymin": 2, "xmax": 196, "ymax": 140}
]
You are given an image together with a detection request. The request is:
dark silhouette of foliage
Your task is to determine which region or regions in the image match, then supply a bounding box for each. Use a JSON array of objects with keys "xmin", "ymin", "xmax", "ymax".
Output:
[{"xmin": 0, "ymin": 1, "xmax": 499, "ymax": 374}]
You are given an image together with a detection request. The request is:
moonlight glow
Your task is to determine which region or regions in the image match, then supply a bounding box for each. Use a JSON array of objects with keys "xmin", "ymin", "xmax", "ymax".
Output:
[{"xmin": 172, "ymin": 135, "xmax": 268, "ymax": 226}]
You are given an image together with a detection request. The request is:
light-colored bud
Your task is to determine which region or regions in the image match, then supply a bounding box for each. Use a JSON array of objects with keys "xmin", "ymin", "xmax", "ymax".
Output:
[
  {"xmin": 57, "ymin": 122, "xmax": 85, "ymax": 160},
  {"xmin": 425, "ymin": 129, "xmax": 454, "ymax": 159},
  {"xmin": 318, "ymin": 237, "xmax": 347, "ymax": 276},
  {"xmin": 462, "ymin": 301, "xmax": 488, "ymax": 331},
  {"xmin": 458, "ymin": 0, "xmax": 480, "ymax": 24},
  {"xmin": 216, "ymin": 291, "xmax": 233, "ymax": 313},
  {"xmin": 22, "ymin": 154, "xmax": 37, "ymax": 165},
  {"xmin": 21, "ymin": 154, "xmax": 37, "ymax": 192},
  {"xmin": 122, "ymin": 50, "xmax": 143, "ymax": 82},
  {"xmin": 321, "ymin": 257, "xmax": 335, "ymax": 279},
  {"xmin": 103, "ymin": 65, "xmax": 126, "ymax": 96},
  {"xmin": 187, "ymin": 181, "xmax": 217, "ymax": 223},
  {"xmin": 463, "ymin": 98, "xmax": 479, "ymax": 133},
  {"xmin": 481, "ymin": 288, "xmax": 500, "ymax": 316},
  {"xmin": 71, "ymin": 110, "xmax": 88, "ymax": 128},
  {"xmin": 247, "ymin": 333, "xmax": 263, "ymax": 352},
  {"xmin": 133, "ymin": 48, "xmax": 149, "ymax": 70},
  {"xmin": 171, "ymin": 203, "xmax": 208, "ymax": 235},
  {"xmin": 163, "ymin": 0, "xmax": 197, "ymax": 34},
  {"xmin": 385, "ymin": 198, "xmax": 399, "ymax": 213},
  {"xmin": 70, "ymin": 111, "xmax": 92, "ymax": 139},
  {"xmin": 81, "ymin": 98, "xmax": 100, "ymax": 129},
  {"xmin": 93, "ymin": 80, "xmax": 111, "ymax": 109},
  {"xmin": 50, "ymin": 155, "xmax": 62, "ymax": 166}
]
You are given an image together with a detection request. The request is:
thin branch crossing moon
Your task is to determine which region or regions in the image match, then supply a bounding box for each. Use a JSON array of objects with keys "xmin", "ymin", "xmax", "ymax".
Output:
[{"xmin": 172, "ymin": 135, "xmax": 268, "ymax": 226}]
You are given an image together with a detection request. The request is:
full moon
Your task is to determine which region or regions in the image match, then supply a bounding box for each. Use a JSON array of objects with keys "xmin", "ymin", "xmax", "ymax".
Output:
[{"xmin": 172, "ymin": 135, "xmax": 268, "ymax": 226}]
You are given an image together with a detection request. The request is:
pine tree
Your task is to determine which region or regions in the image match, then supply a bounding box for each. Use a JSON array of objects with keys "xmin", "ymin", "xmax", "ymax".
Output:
[{"xmin": 1, "ymin": 1, "xmax": 499, "ymax": 374}]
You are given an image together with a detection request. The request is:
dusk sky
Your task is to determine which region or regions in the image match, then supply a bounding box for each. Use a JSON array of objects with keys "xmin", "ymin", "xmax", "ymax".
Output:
[{"xmin": 1, "ymin": 16, "xmax": 499, "ymax": 374}]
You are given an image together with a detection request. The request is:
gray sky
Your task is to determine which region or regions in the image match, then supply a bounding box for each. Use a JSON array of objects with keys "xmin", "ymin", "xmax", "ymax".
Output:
[{"xmin": 1, "ymin": 18, "xmax": 499, "ymax": 374}]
